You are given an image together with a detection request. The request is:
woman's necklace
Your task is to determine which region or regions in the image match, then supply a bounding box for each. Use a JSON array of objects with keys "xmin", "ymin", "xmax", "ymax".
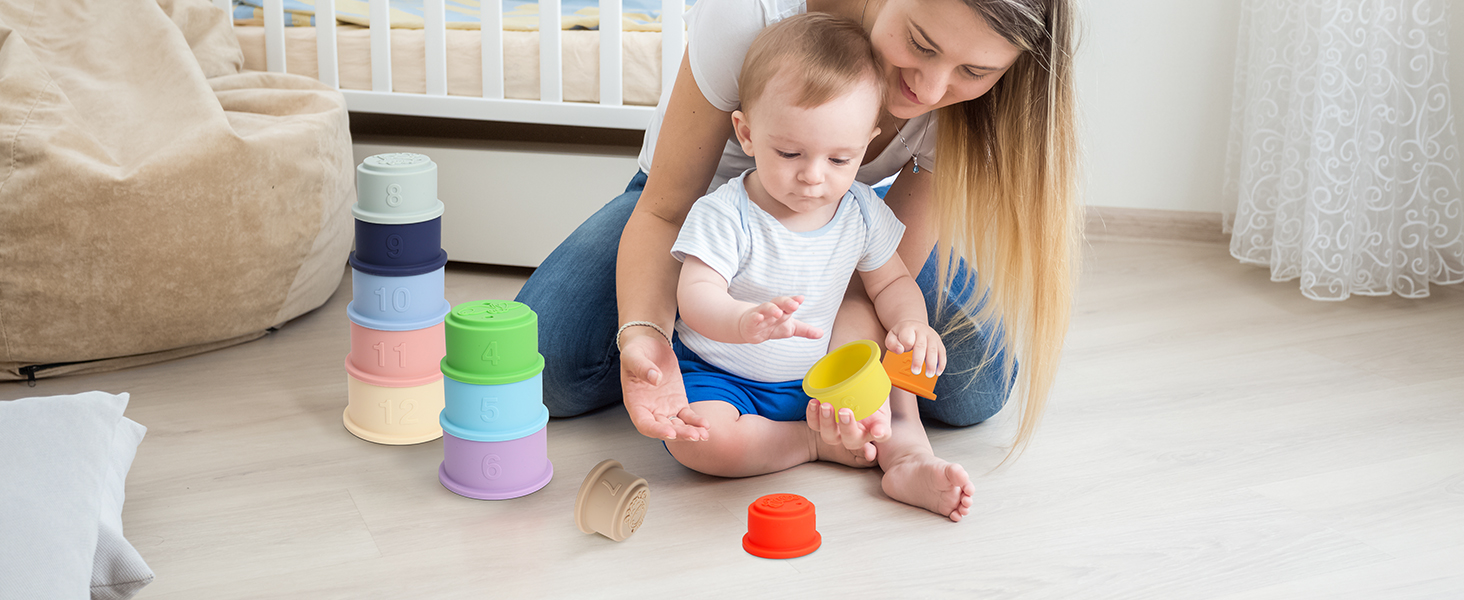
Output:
[{"xmin": 894, "ymin": 117, "xmax": 931, "ymax": 173}]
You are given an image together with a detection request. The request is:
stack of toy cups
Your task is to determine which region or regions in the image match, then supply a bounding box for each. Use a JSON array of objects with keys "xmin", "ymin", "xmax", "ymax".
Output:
[
  {"xmin": 437, "ymin": 300, "xmax": 553, "ymax": 500},
  {"xmin": 343, "ymin": 153, "xmax": 452, "ymax": 445}
]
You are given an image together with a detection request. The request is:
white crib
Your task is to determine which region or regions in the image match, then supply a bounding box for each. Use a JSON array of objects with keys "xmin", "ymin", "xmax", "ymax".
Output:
[
  {"xmin": 218, "ymin": 0, "xmax": 680, "ymax": 129},
  {"xmin": 221, "ymin": 0, "xmax": 680, "ymax": 267}
]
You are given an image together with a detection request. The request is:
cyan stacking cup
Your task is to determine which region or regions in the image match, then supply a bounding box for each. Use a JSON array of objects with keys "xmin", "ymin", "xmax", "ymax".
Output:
[
  {"xmin": 354, "ymin": 153, "xmax": 445, "ymax": 225},
  {"xmin": 440, "ymin": 373, "xmax": 549, "ymax": 442},
  {"xmin": 439, "ymin": 427, "xmax": 553, "ymax": 500},
  {"xmin": 346, "ymin": 264, "xmax": 452, "ymax": 330},
  {"xmin": 353, "ymin": 217, "xmax": 448, "ymax": 272},
  {"xmin": 440, "ymin": 300, "xmax": 544, "ymax": 386}
]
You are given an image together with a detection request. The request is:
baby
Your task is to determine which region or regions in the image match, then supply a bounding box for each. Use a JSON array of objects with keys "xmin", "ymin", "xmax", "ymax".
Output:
[{"xmin": 667, "ymin": 14, "xmax": 947, "ymax": 482}]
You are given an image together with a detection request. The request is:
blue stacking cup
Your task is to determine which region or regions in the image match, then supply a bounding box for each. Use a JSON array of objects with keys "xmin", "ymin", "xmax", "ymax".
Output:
[
  {"xmin": 353, "ymin": 217, "xmax": 448, "ymax": 272},
  {"xmin": 346, "ymin": 266, "xmax": 452, "ymax": 330},
  {"xmin": 440, "ymin": 373, "xmax": 550, "ymax": 442}
]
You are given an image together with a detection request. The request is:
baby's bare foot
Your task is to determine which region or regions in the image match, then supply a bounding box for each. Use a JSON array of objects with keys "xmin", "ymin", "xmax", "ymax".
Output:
[{"xmin": 881, "ymin": 455, "xmax": 974, "ymax": 522}]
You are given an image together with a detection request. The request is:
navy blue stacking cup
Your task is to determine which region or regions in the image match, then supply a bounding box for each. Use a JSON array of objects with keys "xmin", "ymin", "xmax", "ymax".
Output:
[
  {"xmin": 350, "ymin": 248, "xmax": 449, "ymax": 279},
  {"xmin": 353, "ymin": 217, "xmax": 448, "ymax": 273}
]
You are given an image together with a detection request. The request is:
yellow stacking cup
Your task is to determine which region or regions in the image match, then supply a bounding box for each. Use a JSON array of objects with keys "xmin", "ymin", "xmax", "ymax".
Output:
[{"xmin": 802, "ymin": 340, "xmax": 892, "ymax": 421}]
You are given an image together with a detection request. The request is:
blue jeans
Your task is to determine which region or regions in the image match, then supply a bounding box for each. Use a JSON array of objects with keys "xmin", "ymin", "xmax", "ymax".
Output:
[{"xmin": 515, "ymin": 172, "xmax": 1015, "ymax": 427}]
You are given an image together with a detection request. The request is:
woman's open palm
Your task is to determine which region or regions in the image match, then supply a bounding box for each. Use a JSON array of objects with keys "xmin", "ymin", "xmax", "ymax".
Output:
[{"xmin": 618, "ymin": 332, "xmax": 710, "ymax": 441}]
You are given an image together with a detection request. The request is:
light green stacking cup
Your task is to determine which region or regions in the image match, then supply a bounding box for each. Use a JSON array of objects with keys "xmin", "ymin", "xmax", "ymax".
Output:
[
  {"xmin": 354, "ymin": 152, "xmax": 446, "ymax": 225},
  {"xmin": 440, "ymin": 300, "xmax": 545, "ymax": 385}
]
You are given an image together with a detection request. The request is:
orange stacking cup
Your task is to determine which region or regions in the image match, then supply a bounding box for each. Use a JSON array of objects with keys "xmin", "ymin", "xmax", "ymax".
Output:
[
  {"xmin": 742, "ymin": 493, "xmax": 821, "ymax": 559},
  {"xmin": 881, "ymin": 350, "xmax": 939, "ymax": 399}
]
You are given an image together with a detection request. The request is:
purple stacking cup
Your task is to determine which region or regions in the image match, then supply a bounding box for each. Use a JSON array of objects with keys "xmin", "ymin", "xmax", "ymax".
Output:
[{"xmin": 439, "ymin": 427, "xmax": 553, "ymax": 500}]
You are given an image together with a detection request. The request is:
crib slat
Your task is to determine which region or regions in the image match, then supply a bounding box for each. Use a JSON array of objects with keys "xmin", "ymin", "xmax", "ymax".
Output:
[
  {"xmin": 481, "ymin": 0, "xmax": 504, "ymax": 99},
  {"xmin": 264, "ymin": 0, "xmax": 286, "ymax": 72},
  {"xmin": 424, "ymin": 0, "xmax": 447, "ymax": 96},
  {"xmin": 540, "ymin": 0, "xmax": 563, "ymax": 103},
  {"xmin": 370, "ymin": 0, "xmax": 393, "ymax": 92},
  {"xmin": 661, "ymin": 0, "xmax": 683, "ymax": 95},
  {"xmin": 599, "ymin": 0, "xmax": 623, "ymax": 106},
  {"xmin": 213, "ymin": 0, "xmax": 232, "ymax": 19},
  {"xmin": 316, "ymin": 0, "xmax": 339, "ymax": 87}
]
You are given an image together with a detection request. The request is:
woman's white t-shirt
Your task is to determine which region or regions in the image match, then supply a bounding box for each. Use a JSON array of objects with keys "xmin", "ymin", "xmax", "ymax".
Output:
[{"xmin": 636, "ymin": 0, "xmax": 938, "ymax": 193}]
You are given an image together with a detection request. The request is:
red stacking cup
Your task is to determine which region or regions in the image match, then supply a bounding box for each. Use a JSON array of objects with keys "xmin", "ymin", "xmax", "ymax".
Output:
[{"xmin": 742, "ymin": 493, "xmax": 821, "ymax": 559}]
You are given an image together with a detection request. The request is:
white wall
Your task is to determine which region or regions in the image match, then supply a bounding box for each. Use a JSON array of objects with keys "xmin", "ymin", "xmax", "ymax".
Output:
[
  {"xmin": 1080, "ymin": 0, "xmax": 1464, "ymax": 213},
  {"xmin": 354, "ymin": 137, "xmax": 640, "ymax": 268}
]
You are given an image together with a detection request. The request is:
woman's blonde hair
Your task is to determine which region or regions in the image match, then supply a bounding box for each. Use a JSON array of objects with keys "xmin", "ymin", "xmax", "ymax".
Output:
[{"xmin": 932, "ymin": 0, "xmax": 1080, "ymax": 459}]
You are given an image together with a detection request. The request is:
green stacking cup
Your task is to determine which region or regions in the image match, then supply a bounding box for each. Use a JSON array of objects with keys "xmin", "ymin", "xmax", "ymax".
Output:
[{"xmin": 441, "ymin": 300, "xmax": 545, "ymax": 385}]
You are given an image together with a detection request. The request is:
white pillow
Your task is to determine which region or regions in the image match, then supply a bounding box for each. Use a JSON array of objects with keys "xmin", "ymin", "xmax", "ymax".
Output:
[
  {"xmin": 92, "ymin": 416, "xmax": 153, "ymax": 599},
  {"xmin": 0, "ymin": 391, "xmax": 152, "ymax": 600}
]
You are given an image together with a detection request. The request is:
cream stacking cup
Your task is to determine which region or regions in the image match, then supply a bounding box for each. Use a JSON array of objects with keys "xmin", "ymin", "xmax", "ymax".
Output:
[{"xmin": 343, "ymin": 369, "xmax": 446, "ymax": 445}]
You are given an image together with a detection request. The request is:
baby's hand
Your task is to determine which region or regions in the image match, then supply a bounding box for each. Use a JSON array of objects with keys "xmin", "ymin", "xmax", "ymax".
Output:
[
  {"xmin": 739, "ymin": 296, "xmax": 824, "ymax": 344},
  {"xmin": 885, "ymin": 321, "xmax": 945, "ymax": 378},
  {"xmin": 806, "ymin": 399, "xmax": 890, "ymax": 464}
]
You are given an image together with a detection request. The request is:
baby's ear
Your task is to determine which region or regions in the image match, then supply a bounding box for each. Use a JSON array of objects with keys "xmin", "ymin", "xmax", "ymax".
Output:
[{"xmin": 731, "ymin": 110, "xmax": 756, "ymax": 156}]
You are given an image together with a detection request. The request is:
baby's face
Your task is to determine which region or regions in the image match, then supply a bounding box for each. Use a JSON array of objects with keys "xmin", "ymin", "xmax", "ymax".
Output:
[{"xmin": 735, "ymin": 77, "xmax": 882, "ymax": 216}]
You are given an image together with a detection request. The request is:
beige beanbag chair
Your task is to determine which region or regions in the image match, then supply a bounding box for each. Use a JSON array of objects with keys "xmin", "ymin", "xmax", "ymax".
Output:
[{"xmin": 0, "ymin": 0, "xmax": 353, "ymax": 381}]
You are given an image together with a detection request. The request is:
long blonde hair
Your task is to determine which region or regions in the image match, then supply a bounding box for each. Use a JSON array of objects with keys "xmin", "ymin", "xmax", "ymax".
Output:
[{"xmin": 932, "ymin": 0, "xmax": 1080, "ymax": 459}]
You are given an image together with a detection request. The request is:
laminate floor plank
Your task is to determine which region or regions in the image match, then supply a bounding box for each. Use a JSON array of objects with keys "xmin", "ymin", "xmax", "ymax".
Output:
[
  {"xmin": 3, "ymin": 239, "xmax": 1460, "ymax": 598},
  {"xmin": 1248, "ymin": 447, "xmax": 1464, "ymax": 558},
  {"xmin": 1215, "ymin": 544, "xmax": 1464, "ymax": 600},
  {"xmin": 126, "ymin": 486, "xmax": 382, "ymax": 597}
]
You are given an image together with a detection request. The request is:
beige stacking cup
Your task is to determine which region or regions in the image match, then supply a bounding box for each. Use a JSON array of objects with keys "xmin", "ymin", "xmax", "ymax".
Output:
[
  {"xmin": 574, "ymin": 460, "xmax": 650, "ymax": 542},
  {"xmin": 343, "ymin": 371, "xmax": 446, "ymax": 445}
]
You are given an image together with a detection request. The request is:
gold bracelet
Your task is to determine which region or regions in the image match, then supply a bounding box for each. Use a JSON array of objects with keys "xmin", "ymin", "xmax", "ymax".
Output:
[{"xmin": 615, "ymin": 321, "xmax": 672, "ymax": 352}]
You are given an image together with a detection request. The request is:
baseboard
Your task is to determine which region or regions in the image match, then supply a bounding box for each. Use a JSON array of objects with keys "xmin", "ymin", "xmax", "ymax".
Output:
[{"xmin": 1084, "ymin": 206, "xmax": 1229, "ymax": 244}]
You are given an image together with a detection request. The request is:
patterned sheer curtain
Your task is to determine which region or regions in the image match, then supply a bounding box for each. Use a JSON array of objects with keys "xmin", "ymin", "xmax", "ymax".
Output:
[{"xmin": 1224, "ymin": 0, "xmax": 1464, "ymax": 300}]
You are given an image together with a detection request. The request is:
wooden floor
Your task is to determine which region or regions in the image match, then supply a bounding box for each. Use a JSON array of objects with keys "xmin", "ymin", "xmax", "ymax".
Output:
[{"xmin": 5, "ymin": 239, "xmax": 1462, "ymax": 599}]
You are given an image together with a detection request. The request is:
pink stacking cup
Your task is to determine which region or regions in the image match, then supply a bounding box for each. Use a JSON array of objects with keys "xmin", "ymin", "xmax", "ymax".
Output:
[
  {"xmin": 347, "ymin": 321, "xmax": 446, "ymax": 380},
  {"xmin": 438, "ymin": 427, "xmax": 553, "ymax": 500}
]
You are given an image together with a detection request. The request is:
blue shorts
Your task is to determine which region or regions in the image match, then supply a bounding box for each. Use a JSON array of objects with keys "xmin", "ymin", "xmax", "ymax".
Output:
[{"xmin": 674, "ymin": 342, "xmax": 809, "ymax": 422}]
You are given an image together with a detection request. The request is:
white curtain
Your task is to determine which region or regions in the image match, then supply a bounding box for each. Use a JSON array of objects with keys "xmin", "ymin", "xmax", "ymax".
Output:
[{"xmin": 1224, "ymin": 0, "xmax": 1464, "ymax": 300}]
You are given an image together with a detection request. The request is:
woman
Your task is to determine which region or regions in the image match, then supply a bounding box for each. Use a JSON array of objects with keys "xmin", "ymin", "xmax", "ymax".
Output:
[{"xmin": 516, "ymin": 0, "xmax": 1079, "ymax": 521}]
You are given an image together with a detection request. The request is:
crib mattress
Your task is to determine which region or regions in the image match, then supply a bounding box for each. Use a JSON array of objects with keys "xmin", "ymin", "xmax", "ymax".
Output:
[{"xmin": 235, "ymin": 25, "xmax": 667, "ymax": 105}]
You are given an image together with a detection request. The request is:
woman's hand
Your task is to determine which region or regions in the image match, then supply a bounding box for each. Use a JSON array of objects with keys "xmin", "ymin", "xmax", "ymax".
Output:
[
  {"xmin": 805, "ymin": 398, "xmax": 892, "ymax": 463},
  {"xmin": 885, "ymin": 320, "xmax": 946, "ymax": 378},
  {"xmin": 618, "ymin": 329, "xmax": 710, "ymax": 441},
  {"xmin": 613, "ymin": 52, "xmax": 728, "ymax": 443}
]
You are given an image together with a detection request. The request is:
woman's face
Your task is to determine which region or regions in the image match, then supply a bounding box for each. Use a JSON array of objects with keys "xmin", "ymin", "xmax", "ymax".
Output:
[{"xmin": 868, "ymin": 0, "xmax": 1025, "ymax": 119}]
